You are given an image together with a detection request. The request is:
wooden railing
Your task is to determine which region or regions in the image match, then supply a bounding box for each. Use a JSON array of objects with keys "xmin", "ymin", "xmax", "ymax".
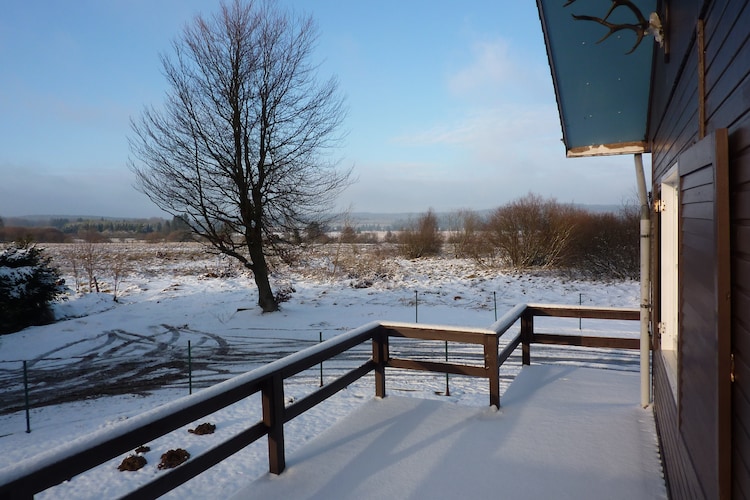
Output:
[{"xmin": 0, "ymin": 303, "xmax": 639, "ymax": 499}]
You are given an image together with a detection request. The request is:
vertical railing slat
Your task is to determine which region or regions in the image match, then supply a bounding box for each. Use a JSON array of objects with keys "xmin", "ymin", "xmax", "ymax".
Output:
[
  {"xmin": 262, "ymin": 375, "xmax": 285, "ymax": 474},
  {"xmin": 484, "ymin": 334, "xmax": 500, "ymax": 407},
  {"xmin": 373, "ymin": 330, "xmax": 388, "ymax": 398},
  {"xmin": 521, "ymin": 311, "xmax": 533, "ymax": 365}
]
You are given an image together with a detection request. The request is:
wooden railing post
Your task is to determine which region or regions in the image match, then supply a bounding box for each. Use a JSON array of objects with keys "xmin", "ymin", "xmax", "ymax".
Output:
[
  {"xmin": 521, "ymin": 311, "xmax": 533, "ymax": 365},
  {"xmin": 262, "ymin": 374, "xmax": 285, "ymax": 475},
  {"xmin": 373, "ymin": 330, "xmax": 388, "ymax": 398},
  {"xmin": 484, "ymin": 333, "xmax": 500, "ymax": 407}
]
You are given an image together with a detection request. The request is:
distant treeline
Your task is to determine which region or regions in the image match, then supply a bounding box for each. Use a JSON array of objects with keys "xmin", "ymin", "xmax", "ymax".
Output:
[
  {"xmin": 0, "ymin": 216, "xmax": 193, "ymax": 243},
  {"xmin": 312, "ymin": 194, "xmax": 640, "ymax": 280},
  {"xmin": 0, "ymin": 194, "xmax": 638, "ymax": 279}
]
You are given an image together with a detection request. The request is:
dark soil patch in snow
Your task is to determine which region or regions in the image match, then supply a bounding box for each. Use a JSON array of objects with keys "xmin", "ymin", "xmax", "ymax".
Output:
[
  {"xmin": 158, "ymin": 448, "xmax": 190, "ymax": 469},
  {"xmin": 188, "ymin": 422, "xmax": 215, "ymax": 435},
  {"xmin": 118, "ymin": 455, "xmax": 147, "ymax": 472}
]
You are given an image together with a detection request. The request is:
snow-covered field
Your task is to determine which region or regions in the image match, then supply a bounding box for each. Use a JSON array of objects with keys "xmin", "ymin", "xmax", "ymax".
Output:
[{"xmin": 0, "ymin": 242, "xmax": 641, "ymax": 498}]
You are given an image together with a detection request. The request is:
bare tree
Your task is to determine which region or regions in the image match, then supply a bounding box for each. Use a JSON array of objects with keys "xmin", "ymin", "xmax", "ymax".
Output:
[
  {"xmin": 109, "ymin": 247, "xmax": 128, "ymax": 302},
  {"xmin": 486, "ymin": 193, "xmax": 579, "ymax": 269},
  {"xmin": 74, "ymin": 232, "xmax": 105, "ymax": 293},
  {"xmin": 129, "ymin": 0, "xmax": 350, "ymax": 312},
  {"xmin": 446, "ymin": 209, "xmax": 489, "ymax": 260}
]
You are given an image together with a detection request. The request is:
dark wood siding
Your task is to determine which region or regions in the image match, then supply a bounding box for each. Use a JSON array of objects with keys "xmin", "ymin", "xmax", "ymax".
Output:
[
  {"xmin": 650, "ymin": 1, "xmax": 744, "ymax": 497},
  {"xmin": 653, "ymin": 353, "xmax": 703, "ymax": 498},
  {"xmin": 731, "ymin": 119, "xmax": 750, "ymax": 499},
  {"xmin": 705, "ymin": 0, "xmax": 750, "ymax": 497},
  {"xmin": 649, "ymin": 0, "xmax": 704, "ymax": 495},
  {"xmin": 649, "ymin": 0, "xmax": 703, "ymax": 179},
  {"xmin": 677, "ymin": 130, "xmax": 730, "ymax": 500}
]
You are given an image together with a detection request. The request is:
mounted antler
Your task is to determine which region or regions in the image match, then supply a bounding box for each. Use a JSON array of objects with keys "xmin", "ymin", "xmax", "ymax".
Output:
[{"xmin": 565, "ymin": 0, "xmax": 651, "ymax": 54}]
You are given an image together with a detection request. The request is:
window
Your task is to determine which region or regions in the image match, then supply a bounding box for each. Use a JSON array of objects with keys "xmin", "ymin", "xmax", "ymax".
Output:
[{"xmin": 660, "ymin": 165, "xmax": 679, "ymax": 397}]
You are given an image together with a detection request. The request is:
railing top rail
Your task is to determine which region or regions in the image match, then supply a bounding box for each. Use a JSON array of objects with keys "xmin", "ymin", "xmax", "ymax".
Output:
[
  {"xmin": 526, "ymin": 304, "xmax": 639, "ymax": 320},
  {"xmin": 379, "ymin": 320, "xmax": 493, "ymax": 335},
  {"xmin": 378, "ymin": 321, "xmax": 495, "ymax": 344},
  {"xmin": 488, "ymin": 303, "xmax": 528, "ymax": 335},
  {"xmin": 526, "ymin": 303, "xmax": 639, "ymax": 312}
]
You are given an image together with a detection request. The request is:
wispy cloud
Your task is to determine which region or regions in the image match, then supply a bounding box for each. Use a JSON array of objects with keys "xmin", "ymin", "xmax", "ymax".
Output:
[
  {"xmin": 393, "ymin": 35, "xmax": 560, "ymax": 158},
  {"xmin": 447, "ymin": 37, "xmax": 552, "ymax": 100},
  {"xmin": 392, "ymin": 103, "xmax": 562, "ymax": 167},
  {"xmin": 348, "ymin": 35, "xmax": 639, "ymax": 214},
  {"xmin": 447, "ymin": 39, "xmax": 517, "ymax": 97}
]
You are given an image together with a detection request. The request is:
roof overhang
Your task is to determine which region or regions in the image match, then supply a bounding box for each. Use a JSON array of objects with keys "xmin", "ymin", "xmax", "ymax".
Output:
[{"xmin": 536, "ymin": 0, "xmax": 656, "ymax": 158}]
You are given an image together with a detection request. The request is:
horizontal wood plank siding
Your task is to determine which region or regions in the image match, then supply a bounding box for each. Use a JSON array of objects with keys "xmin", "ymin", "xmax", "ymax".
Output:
[
  {"xmin": 651, "ymin": 1, "xmax": 747, "ymax": 497},
  {"xmin": 724, "ymin": 0, "xmax": 750, "ymax": 477},
  {"xmin": 653, "ymin": 353, "xmax": 703, "ymax": 499},
  {"xmin": 723, "ymin": 0, "xmax": 750, "ymax": 481},
  {"xmin": 704, "ymin": 0, "xmax": 750, "ymax": 134},
  {"xmin": 649, "ymin": 1, "xmax": 702, "ymax": 492},
  {"xmin": 650, "ymin": 0, "xmax": 703, "ymax": 182},
  {"xmin": 679, "ymin": 132, "xmax": 729, "ymax": 500},
  {"xmin": 731, "ymin": 115, "xmax": 750, "ymax": 496},
  {"xmin": 733, "ymin": 311, "xmax": 750, "ymax": 500}
]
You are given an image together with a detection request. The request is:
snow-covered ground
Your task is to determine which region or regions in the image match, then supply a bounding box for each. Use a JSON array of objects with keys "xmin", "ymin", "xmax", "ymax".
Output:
[
  {"xmin": 0, "ymin": 243, "xmax": 641, "ymax": 498},
  {"xmin": 239, "ymin": 365, "xmax": 666, "ymax": 499}
]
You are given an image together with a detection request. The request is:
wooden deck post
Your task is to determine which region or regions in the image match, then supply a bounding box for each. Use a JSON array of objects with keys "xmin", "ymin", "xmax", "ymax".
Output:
[
  {"xmin": 262, "ymin": 374, "xmax": 285, "ymax": 474},
  {"xmin": 484, "ymin": 334, "xmax": 500, "ymax": 407},
  {"xmin": 373, "ymin": 330, "xmax": 388, "ymax": 398},
  {"xmin": 521, "ymin": 311, "xmax": 533, "ymax": 365}
]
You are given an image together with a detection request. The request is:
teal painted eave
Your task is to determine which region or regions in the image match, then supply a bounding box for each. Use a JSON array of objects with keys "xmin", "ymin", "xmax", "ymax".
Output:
[{"xmin": 537, "ymin": 0, "xmax": 654, "ymax": 157}]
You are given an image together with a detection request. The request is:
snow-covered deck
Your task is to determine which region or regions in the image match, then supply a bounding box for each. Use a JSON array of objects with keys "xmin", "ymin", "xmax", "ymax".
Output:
[{"xmin": 232, "ymin": 365, "xmax": 666, "ymax": 499}]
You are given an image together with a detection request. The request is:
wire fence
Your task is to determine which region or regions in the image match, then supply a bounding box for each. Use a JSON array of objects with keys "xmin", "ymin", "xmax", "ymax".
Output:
[{"xmin": 0, "ymin": 290, "xmax": 640, "ymax": 431}]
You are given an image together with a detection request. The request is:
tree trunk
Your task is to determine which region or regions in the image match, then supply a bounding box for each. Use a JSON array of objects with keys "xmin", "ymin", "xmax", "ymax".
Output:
[
  {"xmin": 253, "ymin": 263, "xmax": 278, "ymax": 312},
  {"xmin": 248, "ymin": 242, "xmax": 278, "ymax": 312}
]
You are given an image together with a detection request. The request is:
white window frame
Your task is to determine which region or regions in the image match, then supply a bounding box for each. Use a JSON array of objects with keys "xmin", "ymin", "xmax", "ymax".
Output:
[{"xmin": 660, "ymin": 164, "xmax": 679, "ymax": 398}]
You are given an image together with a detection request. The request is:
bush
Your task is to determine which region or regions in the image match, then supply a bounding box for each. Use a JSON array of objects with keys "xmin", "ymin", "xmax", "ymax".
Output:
[
  {"xmin": 166, "ymin": 230, "xmax": 195, "ymax": 242},
  {"xmin": 486, "ymin": 194, "xmax": 579, "ymax": 269},
  {"xmin": 446, "ymin": 209, "xmax": 492, "ymax": 260},
  {"xmin": 304, "ymin": 222, "xmax": 330, "ymax": 243},
  {"xmin": 0, "ymin": 242, "xmax": 66, "ymax": 334},
  {"xmin": 339, "ymin": 225, "xmax": 357, "ymax": 243},
  {"xmin": 398, "ymin": 209, "xmax": 443, "ymax": 258},
  {"xmin": 567, "ymin": 205, "xmax": 639, "ymax": 279}
]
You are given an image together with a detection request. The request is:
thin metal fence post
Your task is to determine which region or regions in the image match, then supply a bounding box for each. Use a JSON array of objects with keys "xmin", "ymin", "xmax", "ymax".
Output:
[
  {"xmin": 444, "ymin": 340, "xmax": 450, "ymax": 396},
  {"xmin": 24, "ymin": 360, "xmax": 31, "ymax": 433},
  {"xmin": 579, "ymin": 293, "xmax": 583, "ymax": 330},
  {"xmin": 494, "ymin": 291, "xmax": 497, "ymax": 322},
  {"xmin": 319, "ymin": 332, "xmax": 324, "ymax": 387},
  {"xmin": 188, "ymin": 340, "xmax": 192, "ymax": 395},
  {"xmin": 415, "ymin": 290, "xmax": 418, "ymax": 323}
]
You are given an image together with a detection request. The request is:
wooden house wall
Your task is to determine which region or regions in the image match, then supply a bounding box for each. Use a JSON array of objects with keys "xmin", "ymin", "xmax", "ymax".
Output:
[
  {"xmin": 681, "ymin": 131, "xmax": 729, "ymax": 499},
  {"xmin": 650, "ymin": 1, "xmax": 702, "ymax": 497},
  {"xmin": 731, "ymin": 121, "xmax": 750, "ymax": 500},
  {"xmin": 650, "ymin": 0, "xmax": 750, "ymax": 498},
  {"xmin": 653, "ymin": 354, "xmax": 704, "ymax": 498},
  {"xmin": 701, "ymin": 1, "xmax": 750, "ymax": 498}
]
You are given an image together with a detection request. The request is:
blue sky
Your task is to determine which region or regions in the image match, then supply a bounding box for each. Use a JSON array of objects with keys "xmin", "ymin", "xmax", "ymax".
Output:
[{"xmin": 0, "ymin": 0, "xmax": 642, "ymax": 218}]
